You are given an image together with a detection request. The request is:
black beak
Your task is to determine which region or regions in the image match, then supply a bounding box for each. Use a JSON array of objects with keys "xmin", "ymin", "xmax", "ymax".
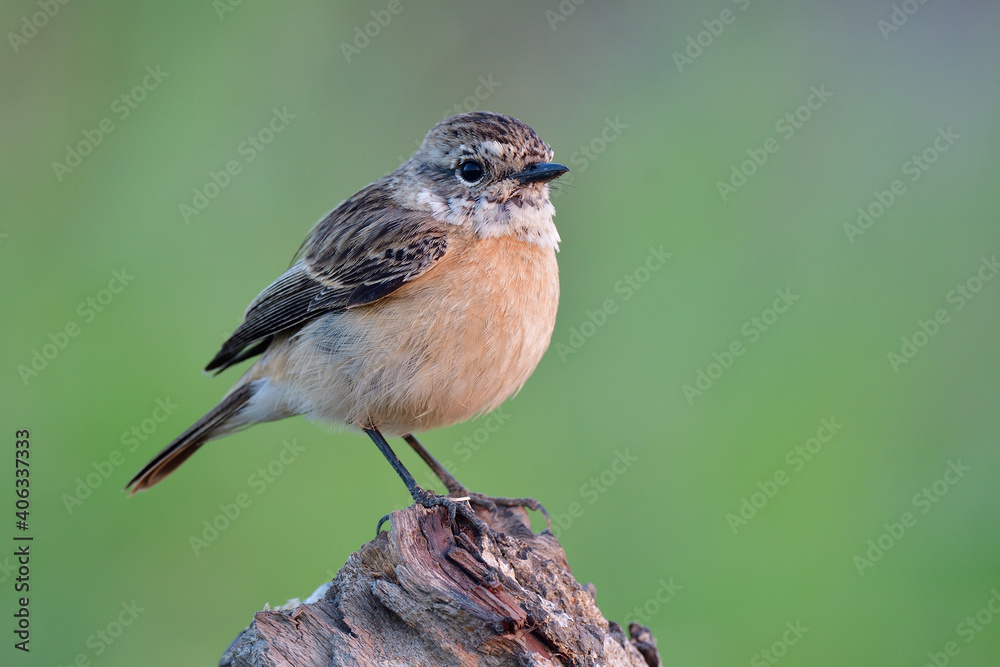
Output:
[{"xmin": 514, "ymin": 162, "xmax": 569, "ymax": 185}]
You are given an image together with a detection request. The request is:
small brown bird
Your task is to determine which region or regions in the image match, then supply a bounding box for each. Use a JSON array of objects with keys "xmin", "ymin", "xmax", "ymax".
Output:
[{"xmin": 126, "ymin": 111, "xmax": 567, "ymax": 523}]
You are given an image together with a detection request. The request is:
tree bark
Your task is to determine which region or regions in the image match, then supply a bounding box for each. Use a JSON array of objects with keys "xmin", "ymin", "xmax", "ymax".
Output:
[{"xmin": 220, "ymin": 500, "xmax": 662, "ymax": 667}]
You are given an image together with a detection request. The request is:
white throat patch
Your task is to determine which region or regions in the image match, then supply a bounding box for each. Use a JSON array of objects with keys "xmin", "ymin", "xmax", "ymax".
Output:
[{"xmin": 416, "ymin": 188, "xmax": 561, "ymax": 250}]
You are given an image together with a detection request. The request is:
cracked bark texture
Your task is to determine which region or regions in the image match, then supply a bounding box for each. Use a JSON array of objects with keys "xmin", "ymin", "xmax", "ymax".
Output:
[{"xmin": 220, "ymin": 501, "xmax": 662, "ymax": 667}]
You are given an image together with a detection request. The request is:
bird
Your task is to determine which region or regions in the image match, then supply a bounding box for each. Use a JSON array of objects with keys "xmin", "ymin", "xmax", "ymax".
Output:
[{"xmin": 126, "ymin": 111, "xmax": 568, "ymax": 527}]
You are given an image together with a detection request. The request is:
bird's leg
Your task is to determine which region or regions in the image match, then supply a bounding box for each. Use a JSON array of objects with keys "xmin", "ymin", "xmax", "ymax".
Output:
[
  {"xmin": 403, "ymin": 433, "xmax": 467, "ymax": 495},
  {"xmin": 403, "ymin": 433, "xmax": 552, "ymax": 531},
  {"xmin": 366, "ymin": 427, "xmax": 487, "ymax": 536}
]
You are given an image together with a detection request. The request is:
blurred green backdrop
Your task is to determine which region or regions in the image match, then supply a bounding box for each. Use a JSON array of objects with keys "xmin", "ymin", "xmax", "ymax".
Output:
[{"xmin": 3, "ymin": 1, "xmax": 1000, "ymax": 665}]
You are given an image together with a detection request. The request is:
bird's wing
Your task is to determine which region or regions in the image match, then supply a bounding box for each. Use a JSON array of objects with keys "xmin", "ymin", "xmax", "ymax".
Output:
[{"xmin": 205, "ymin": 198, "xmax": 450, "ymax": 374}]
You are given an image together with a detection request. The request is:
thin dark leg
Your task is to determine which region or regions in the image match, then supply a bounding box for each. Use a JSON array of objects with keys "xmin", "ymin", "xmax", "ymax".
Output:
[
  {"xmin": 403, "ymin": 433, "xmax": 467, "ymax": 495},
  {"xmin": 365, "ymin": 427, "xmax": 421, "ymax": 496},
  {"xmin": 365, "ymin": 427, "xmax": 487, "ymax": 536},
  {"xmin": 402, "ymin": 432, "xmax": 552, "ymax": 531}
]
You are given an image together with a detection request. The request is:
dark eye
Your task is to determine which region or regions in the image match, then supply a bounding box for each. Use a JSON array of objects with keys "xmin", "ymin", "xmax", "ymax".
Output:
[{"xmin": 459, "ymin": 161, "xmax": 484, "ymax": 182}]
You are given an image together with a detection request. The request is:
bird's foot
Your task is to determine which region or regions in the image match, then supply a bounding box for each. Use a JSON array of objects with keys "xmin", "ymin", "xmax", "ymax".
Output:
[
  {"xmin": 412, "ymin": 486, "xmax": 490, "ymax": 537},
  {"xmin": 375, "ymin": 488, "xmax": 549, "ymax": 537},
  {"xmin": 440, "ymin": 483, "xmax": 551, "ymax": 532},
  {"xmin": 457, "ymin": 492, "xmax": 552, "ymax": 531}
]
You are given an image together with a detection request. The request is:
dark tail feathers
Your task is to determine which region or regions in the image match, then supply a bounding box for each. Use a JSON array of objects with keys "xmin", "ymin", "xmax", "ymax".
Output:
[{"xmin": 125, "ymin": 383, "xmax": 254, "ymax": 494}]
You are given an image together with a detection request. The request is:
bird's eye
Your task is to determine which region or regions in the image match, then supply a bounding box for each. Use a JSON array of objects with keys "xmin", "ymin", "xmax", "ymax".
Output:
[{"xmin": 459, "ymin": 161, "xmax": 484, "ymax": 183}]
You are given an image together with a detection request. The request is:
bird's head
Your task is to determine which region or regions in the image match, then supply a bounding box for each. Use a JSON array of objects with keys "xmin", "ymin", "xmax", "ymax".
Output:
[{"xmin": 396, "ymin": 111, "xmax": 568, "ymax": 249}]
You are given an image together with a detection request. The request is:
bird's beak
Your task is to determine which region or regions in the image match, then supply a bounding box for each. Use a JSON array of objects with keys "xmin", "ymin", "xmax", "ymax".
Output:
[{"xmin": 514, "ymin": 162, "xmax": 570, "ymax": 185}]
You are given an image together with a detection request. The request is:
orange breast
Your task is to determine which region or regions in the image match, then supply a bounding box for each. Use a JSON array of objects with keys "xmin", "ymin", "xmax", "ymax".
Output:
[{"xmin": 261, "ymin": 232, "xmax": 560, "ymax": 435}]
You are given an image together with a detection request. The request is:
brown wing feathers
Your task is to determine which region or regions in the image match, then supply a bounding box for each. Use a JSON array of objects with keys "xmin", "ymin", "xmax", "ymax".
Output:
[{"xmin": 205, "ymin": 194, "xmax": 449, "ymax": 374}]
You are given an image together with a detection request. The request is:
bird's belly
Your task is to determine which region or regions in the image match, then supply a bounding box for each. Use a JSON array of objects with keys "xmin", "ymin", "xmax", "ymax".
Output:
[{"xmin": 269, "ymin": 236, "xmax": 559, "ymax": 435}]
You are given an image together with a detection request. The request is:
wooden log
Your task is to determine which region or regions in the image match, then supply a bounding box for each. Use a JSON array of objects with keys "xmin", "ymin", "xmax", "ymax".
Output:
[{"xmin": 220, "ymin": 500, "xmax": 662, "ymax": 666}]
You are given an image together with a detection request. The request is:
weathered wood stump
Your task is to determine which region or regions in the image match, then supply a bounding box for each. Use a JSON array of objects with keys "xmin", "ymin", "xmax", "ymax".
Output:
[{"xmin": 220, "ymin": 500, "xmax": 661, "ymax": 666}]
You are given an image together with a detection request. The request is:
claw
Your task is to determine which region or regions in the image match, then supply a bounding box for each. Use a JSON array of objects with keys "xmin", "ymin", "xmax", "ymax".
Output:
[
  {"xmin": 375, "ymin": 513, "xmax": 392, "ymax": 536},
  {"xmin": 460, "ymin": 493, "xmax": 551, "ymax": 531},
  {"xmin": 465, "ymin": 495, "xmax": 499, "ymax": 522},
  {"xmin": 411, "ymin": 487, "xmax": 489, "ymax": 537}
]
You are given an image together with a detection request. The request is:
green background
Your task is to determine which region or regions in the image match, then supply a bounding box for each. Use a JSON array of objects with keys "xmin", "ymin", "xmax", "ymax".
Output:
[{"xmin": 3, "ymin": 1, "xmax": 1000, "ymax": 665}]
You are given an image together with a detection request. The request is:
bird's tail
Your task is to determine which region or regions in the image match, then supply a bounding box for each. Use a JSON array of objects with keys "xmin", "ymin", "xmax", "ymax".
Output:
[{"xmin": 125, "ymin": 382, "xmax": 255, "ymax": 494}]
